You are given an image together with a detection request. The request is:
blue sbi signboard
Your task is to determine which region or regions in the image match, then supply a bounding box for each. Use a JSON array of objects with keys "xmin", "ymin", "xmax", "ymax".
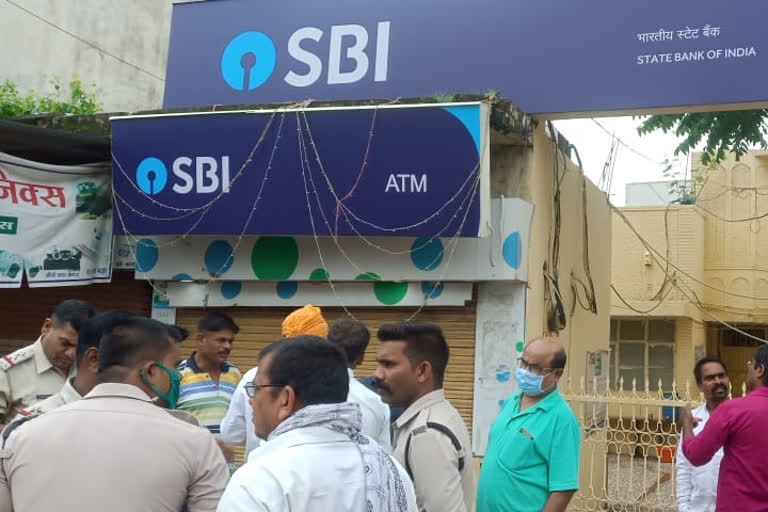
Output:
[
  {"xmin": 111, "ymin": 103, "xmax": 489, "ymax": 237},
  {"xmin": 163, "ymin": 0, "xmax": 768, "ymax": 114}
]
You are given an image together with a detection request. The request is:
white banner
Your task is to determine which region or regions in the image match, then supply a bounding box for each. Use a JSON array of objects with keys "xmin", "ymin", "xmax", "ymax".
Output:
[{"xmin": 0, "ymin": 152, "xmax": 112, "ymax": 288}]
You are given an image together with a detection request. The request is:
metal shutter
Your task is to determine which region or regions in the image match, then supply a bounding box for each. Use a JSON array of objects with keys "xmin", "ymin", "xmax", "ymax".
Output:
[{"xmin": 175, "ymin": 300, "xmax": 477, "ymax": 433}]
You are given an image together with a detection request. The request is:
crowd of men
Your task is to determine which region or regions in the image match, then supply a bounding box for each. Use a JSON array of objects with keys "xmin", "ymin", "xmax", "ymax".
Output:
[{"xmin": 22, "ymin": 298, "xmax": 768, "ymax": 510}]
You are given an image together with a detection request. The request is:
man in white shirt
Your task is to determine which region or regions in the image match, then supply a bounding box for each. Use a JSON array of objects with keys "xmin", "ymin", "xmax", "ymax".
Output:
[
  {"xmin": 218, "ymin": 336, "xmax": 417, "ymax": 512},
  {"xmin": 677, "ymin": 356, "xmax": 730, "ymax": 512},
  {"xmin": 328, "ymin": 317, "xmax": 391, "ymax": 451},
  {"xmin": 220, "ymin": 305, "xmax": 329, "ymax": 458}
]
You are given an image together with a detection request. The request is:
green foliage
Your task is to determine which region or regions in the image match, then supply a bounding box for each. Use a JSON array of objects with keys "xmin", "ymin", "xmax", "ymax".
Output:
[
  {"xmin": 433, "ymin": 92, "xmax": 456, "ymax": 103},
  {"xmin": 637, "ymin": 110, "xmax": 768, "ymax": 166},
  {"xmin": 0, "ymin": 79, "xmax": 100, "ymax": 119}
]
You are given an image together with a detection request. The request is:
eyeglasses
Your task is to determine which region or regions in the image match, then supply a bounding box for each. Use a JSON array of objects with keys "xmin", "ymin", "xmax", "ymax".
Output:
[
  {"xmin": 517, "ymin": 357, "xmax": 558, "ymax": 376},
  {"xmin": 244, "ymin": 382, "xmax": 285, "ymax": 398}
]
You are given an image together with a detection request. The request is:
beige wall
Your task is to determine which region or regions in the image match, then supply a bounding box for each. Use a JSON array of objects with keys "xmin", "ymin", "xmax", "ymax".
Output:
[
  {"xmin": 492, "ymin": 123, "xmax": 612, "ymax": 383},
  {"xmin": 612, "ymin": 151, "xmax": 768, "ymax": 389},
  {"xmin": 0, "ymin": 0, "xmax": 176, "ymax": 112},
  {"xmin": 695, "ymin": 152, "xmax": 768, "ymax": 321}
]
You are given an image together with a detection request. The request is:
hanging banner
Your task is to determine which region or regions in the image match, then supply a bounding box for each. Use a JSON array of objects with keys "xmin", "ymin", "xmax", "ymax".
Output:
[
  {"xmin": 163, "ymin": 0, "xmax": 768, "ymax": 114},
  {"xmin": 111, "ymin": 102, "xmax": 490, "ymax": 238},
  {"xmin": 0, "ymin": 153, "xmax": 112, "ymax": 288}
]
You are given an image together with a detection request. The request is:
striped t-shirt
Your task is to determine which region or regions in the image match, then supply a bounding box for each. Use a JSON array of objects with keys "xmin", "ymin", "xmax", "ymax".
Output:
[{"xmin": 177, "ymin": 353, "xmax": 241, "ymax": 435}]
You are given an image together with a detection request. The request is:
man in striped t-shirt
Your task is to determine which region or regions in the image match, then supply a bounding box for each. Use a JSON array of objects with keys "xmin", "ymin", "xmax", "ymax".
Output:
[{"xmin": 177, "ymin": 312, "xmax": 241, "ymax": 446}]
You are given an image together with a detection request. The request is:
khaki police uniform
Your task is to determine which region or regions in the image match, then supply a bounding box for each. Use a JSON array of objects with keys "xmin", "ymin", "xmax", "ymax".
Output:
[
  {"xmin": 392, "ymin": 389, "xmax": 475, "ymax": 512},
  {"xmin": 0, "ymin": 338, "xmax": 74, "ymax": 424},
  {"xmin": 12, "ymin": 376, "xmax": 81, "ymax": 421},
  {"xmin": 0, "ymin": 382, "xmax": 228, "ymax": 512}
]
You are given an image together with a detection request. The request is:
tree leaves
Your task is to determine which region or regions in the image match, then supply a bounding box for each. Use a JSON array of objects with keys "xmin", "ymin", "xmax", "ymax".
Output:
[
  {"xmin": 637, "ymin": 110, "xmax": 768, "ymax": 165},
  {"xmin": 0, "ymin": 79, "xmax": 100, "ymax": 119}
]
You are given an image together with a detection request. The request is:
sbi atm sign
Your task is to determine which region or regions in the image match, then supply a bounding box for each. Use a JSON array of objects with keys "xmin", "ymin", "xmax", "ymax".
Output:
[
  {"xmin": 135, "ymin": 156, "xmax": 230, "ymax": 196},
  {"xmin": 220, "ymin": 23, "xmax": 390, "ymax": 91}
]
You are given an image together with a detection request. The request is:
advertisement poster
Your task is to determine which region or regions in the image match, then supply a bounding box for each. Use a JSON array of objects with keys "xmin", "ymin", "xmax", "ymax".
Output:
[{"xmin": 0, "ymin": 152, "xmax": 112, "ymax": 288}]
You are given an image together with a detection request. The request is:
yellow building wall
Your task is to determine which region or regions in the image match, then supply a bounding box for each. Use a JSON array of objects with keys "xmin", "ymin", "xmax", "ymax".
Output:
[
  {"xmin": 492, "ymin": 123, "xmax": 612, "ymax": 382},
  {"xmin": 611, "ymin": 150, "xmax": 768, "ymax": 390},
  {"xmin": 696, "ymin": 152, "xmax": 768, "ymax": 322}
]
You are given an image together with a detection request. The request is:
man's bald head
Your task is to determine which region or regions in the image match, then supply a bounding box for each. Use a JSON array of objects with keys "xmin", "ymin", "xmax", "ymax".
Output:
[{"xmin": 525, "ymin": 337, "xmax": 567, "ymax": 370}]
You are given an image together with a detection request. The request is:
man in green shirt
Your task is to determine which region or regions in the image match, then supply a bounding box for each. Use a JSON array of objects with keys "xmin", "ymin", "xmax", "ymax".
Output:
[{"xmin": 477, "ymin": 337, "xmax": 581, "ymax": 512}]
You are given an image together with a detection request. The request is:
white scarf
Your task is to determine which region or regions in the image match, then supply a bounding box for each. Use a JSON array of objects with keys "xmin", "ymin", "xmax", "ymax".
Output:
[{"xmin": 269, "ymin": 402, "xmax": 409, "ymax": 512}]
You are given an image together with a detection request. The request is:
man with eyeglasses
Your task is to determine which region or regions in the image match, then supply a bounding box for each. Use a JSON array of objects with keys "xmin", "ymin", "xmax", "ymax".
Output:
[
  {"xmin": 218, "ymin": 336, "xmax": 417, "ymax": 512},
  {"xmin": 476, "ymin": 336, "xmax": 580, "ymax": 512},
  {"xmin": 681, "ymin": 344, "xmax": 768, "ymax": 511}
]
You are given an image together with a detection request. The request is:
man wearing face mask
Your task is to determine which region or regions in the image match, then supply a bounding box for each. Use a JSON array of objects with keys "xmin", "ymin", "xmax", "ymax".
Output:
[
  {"xmin": 476, "ymin": 337, "xmax": 580, "ymax": 512},
  {"xmin": 0, "ymin": 317, "xmax": 228, "ymax": 512}
]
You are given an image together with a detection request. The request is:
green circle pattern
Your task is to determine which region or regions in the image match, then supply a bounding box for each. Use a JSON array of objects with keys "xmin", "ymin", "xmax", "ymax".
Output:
[
  {"xmin": 310, "ymin": 268, "xmax": 330, "ymax": 281},
  {"xmin": 251, "ymin": 236, "xmax": 299, "ymax": 280},
  {"xmin": 355, "ymin": 272, "xmax": 381, "ymax": 281},
  {"xmin": 374, "ymin": 281, "xmax": 409, "ymax": 305}
]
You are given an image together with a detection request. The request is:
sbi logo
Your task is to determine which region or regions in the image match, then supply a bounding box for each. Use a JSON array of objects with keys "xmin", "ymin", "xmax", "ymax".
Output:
[
  {"xmin": 136, "ymin": 156, "xmax": 231, "ymax": 196},
  {"xmin": 221, "ymin": 22, "xmax": 391, "ymax": 91}
]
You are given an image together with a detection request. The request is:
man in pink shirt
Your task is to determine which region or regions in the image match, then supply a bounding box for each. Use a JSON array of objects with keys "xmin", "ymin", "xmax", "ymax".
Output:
[{"xmin": 681, "ymin": 344, "xmax": 768, "ymax": 512}]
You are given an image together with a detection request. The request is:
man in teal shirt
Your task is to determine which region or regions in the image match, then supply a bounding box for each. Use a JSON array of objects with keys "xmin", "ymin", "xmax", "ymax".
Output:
[{"xmin": 477, "ymin": 337, "xmax": 581, "ymax": 512}]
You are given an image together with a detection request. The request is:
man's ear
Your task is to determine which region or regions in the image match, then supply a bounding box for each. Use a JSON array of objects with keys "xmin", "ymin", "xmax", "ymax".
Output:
[
  {"xmin": 416, "ymin": 361, "xmax": 433, "ymax": 384},
  {"xmin": 85, "ymin": 347, "xmax": 100, "ymax": 373},
  {"xmin": 41, "ymin": 318, "xmax": 53, "ymax": 336},
  {"xmin": 277, "ymin": 385, "xmax": 297, "ymax": 422},
  {"xmin": 354, "ymin": 354, "xmax": 365, "ymax": 367}
]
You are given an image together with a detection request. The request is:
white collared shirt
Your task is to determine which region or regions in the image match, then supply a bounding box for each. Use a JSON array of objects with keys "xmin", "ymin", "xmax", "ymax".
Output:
[
  {"xmin": 220, "ymin": 367, "xmax": 261, "ymax": 458},
  {"xmin": 348, "ymin": 368, "xmax": 392, "ymax": 452},
  {"xmin": 676, "ymin": 403, "xmax": 724, "ymax": 512},
  {"xmin": 218, "ymin": 423, "xmax": 417, "ymax": 512}
]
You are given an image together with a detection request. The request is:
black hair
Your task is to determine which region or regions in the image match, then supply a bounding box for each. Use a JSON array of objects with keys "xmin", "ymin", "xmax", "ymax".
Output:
[
  {"xmin": 98, "ymin": 317, "xmax": 174, "ymax": 381},
  {"xmin": 167, "ymin": 325, "xmax": 189, "ymax": 342},
  {"xmin": 198, "ymin": 311, "xmax": 239, "ymax": 334},
  {"xmin": 754, "ymin": 344, "xmax": 768, "ymax": 386},
  {"xmin": 76, "ymin": 311, "xmax": 135, "ymax": 364},
  {"xmin": 51, "ymin": 299, "xmax": 95, "ymax": 333},
  {"xmin": 327, "ymin": 318, "xmax": 370, "ymax": 366},
  {"xmin": 263, "ymin": 336, "xmax": 349, "ymax": 406},
  {"xmin": 377, "ymin": 322, "xmax": 449, "ymax": 387},
  {"xmin": 694, "ymin": 356, "xmax": 728, "ymax": 384},
  {"xmin": 551, "ymin": 347, "xmax": 567, "ymax": 370}
]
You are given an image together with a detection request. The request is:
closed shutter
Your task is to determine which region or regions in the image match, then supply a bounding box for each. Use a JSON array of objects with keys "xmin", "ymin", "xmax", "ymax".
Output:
[
  {"xmin": 0, "ymin": 271, "xmax": 152, "ymax": 355},
  {"xmin": 175, "ymin": 299, "xmax": 477, "ymax": 433}
]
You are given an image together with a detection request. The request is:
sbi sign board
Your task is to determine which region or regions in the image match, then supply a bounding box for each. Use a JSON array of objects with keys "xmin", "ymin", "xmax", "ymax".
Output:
[
  {"xmin": 164, "ymin": 0, "xmax": 768, "ymax": 114},
  {"xmin": 111, "ymin": 104, "xmax": 489, "ymax": 237}
]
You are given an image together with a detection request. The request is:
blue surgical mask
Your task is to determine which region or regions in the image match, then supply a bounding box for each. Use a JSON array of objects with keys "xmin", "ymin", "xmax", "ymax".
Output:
[{"xmin": 516, "ymin": 367, "xmax": 547, "ymax": 396}]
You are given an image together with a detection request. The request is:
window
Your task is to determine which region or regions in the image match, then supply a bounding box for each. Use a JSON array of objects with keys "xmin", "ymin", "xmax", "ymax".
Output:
[{"xmin": 609, "ymin": 319, "xmax": 675, "ymax": 391}]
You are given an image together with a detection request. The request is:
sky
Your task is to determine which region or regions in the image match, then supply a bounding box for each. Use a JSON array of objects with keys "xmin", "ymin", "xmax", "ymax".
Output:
[{"xmin": 552, "ymin": 117, "xmax": 695, "ymax": 205}]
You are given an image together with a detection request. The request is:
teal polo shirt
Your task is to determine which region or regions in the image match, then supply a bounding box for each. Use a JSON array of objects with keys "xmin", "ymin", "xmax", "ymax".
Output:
[{"xmin": 477, "ymin": 388, "xmax": 580, "ymax": 512}]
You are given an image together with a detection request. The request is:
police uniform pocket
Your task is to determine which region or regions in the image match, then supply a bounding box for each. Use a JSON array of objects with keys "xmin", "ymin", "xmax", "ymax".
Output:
[{"xmin": 497, "ymin": 427, "xmax": 545, "ymax": 473}]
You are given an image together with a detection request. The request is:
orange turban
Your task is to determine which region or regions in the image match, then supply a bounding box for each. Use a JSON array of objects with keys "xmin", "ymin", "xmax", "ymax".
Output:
[{"xmin": 281, "ymin": 304, "xmax": 328, "ymax": 338}]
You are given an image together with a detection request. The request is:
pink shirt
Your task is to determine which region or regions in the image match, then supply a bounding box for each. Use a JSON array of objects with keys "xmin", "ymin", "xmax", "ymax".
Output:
[{"xmin": 682, "ymin": 386, "xmax": 768, "ymax": 512}]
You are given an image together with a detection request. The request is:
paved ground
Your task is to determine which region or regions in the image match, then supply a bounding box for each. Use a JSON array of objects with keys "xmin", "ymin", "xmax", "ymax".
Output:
[{"xmin": 605, "ymin": 454, "xmax": 676, "ymax": 511}]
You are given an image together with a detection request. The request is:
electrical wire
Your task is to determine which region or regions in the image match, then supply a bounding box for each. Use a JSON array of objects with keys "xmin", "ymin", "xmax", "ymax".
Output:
[
  {"xmin": 613, "ymin": 205, "xmax": 768, "ymax": 344},
  {"xmin": 611, "ymin": 284, "xmax": 674, "ymax": 315},
  {"xmin": 591, "ymin": 118, "xmax": 661, "ymax": 164}
]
